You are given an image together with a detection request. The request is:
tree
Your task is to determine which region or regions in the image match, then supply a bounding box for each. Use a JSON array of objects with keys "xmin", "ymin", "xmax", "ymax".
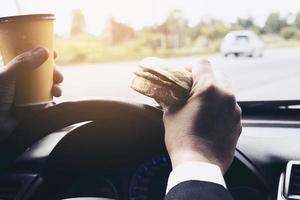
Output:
[
  {"xmin": 264, "ymin": 13, "xmax": 287, "ymax": 33},
  {"xmin": 70, "ymin": 9, "xmax": 86, "ymax": 36},
  {"xmin": 137, "ymin": 30, "xmax": 163, "ymax": 51},
  {"xmin": 105, "ymin": 18, "xmax": 135, "ymax": 45},
  {"xmin": 188, "ymin": 22, "xmax": 203, "ymax": 41},
  {"xmin": 158, "ymin": 10, "xmax": 188, "ymax": 48},
  {"xmin": 236, "ymin": 17, "xmax": 254, "ymax": 29},
  {"xmin": 294, "ymin": 12, "xmax": 300, "ymax": 29},
  {"xmin": 200, "ymin": 21, "xmax": 229, "ymax": 40}
]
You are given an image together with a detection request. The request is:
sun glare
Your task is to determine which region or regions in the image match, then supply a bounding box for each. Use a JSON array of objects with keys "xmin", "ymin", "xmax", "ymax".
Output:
[{"xmin": 1, "ymin": 0, "xmax": 299, "ymax": 36}]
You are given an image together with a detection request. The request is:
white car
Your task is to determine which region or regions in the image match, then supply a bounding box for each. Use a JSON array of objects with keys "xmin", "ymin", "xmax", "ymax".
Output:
[{"xmin": 220, "ymin": 30, "xmax": 264, "ymax": 57}]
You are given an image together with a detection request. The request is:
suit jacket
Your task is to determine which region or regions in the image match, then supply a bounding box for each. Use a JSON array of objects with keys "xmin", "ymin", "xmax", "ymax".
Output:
[{"xmin": 165, "ymin": 180, "xmax": 234, "ymax": 200}]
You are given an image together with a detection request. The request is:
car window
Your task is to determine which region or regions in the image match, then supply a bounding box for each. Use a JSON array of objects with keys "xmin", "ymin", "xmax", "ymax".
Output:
[
  {"xmin": 235, "ymin": 36, "xmax": 249, "ymax": 43},
  {"xmin": 0, "ymin": 0, "xmax": 299, "ymax": 104}
]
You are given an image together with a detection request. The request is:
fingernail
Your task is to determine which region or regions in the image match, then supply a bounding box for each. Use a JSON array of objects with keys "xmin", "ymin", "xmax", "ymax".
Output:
[
  {"xmin": 33, "ymin": 47, "xmax": 48, "ymax": 56},
  {"xmin": 200, "ymin": 59, "xmax": 210, "ymax": 65}
]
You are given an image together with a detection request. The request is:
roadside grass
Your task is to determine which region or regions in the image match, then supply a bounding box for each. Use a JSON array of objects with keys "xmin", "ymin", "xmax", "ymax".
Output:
[
  {"xmin": 261, "ymin": 34, "xmax": 300, "ymax": 48},
  {"xmin": 54, "ymin": 34, "xmax": 300, "ymax": 66},
  {"xmin": 55, "ymin": 36, "xmax": 217, "ymax": 65}
]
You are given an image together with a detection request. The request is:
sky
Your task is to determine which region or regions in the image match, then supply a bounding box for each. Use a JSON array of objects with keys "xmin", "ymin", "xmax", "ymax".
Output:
[{"xmin": 1, "ymin": 0, "xmax": 300, "ymax": 36}]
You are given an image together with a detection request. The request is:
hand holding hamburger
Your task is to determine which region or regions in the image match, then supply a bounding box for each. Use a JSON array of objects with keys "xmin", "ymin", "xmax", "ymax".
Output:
[
  {"xmin": 131, "ymin": 57, "xmax": 192, "ymax": 109},
  {"xmin": 131, "ymin": 57, "xmax": 242, "ymax": 174}
]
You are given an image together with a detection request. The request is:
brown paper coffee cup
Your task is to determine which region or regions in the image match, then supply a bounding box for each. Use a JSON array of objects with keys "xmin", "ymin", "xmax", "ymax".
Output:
[{"xmin": 0, "ymin": 14, "xmax": 55, "ymax": 106}]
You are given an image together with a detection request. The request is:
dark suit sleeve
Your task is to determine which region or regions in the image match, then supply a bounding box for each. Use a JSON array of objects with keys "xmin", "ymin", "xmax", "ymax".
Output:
[{"xmin": 165, "ymin": 180, "xmax": 234, "ymax": 200}]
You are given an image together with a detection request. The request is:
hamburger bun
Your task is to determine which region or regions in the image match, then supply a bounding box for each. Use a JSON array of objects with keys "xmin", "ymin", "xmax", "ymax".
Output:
[{"xmin": 131, "ymin": 57, "xmax": 192, "ymax": 108}]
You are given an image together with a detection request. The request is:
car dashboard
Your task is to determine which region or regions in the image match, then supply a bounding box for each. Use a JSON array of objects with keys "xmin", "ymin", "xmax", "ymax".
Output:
[{"xmin": 1, "ymin": 107, "xmax": 300, "ymax": 200}]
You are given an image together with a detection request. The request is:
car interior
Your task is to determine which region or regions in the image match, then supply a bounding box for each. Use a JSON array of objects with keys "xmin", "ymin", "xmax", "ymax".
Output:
[
  {"xmin": 0, "ymin": 99, "xmax": 299, "ymax": 200},
  {"xmin": 1, "ymin": 0, "xmax": 300, "ymax": 200}
]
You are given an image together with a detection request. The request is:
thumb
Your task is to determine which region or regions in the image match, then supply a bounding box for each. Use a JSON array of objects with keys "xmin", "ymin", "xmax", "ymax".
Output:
[
  {"xmin": 1, "ymin": 47, "xmax": 49, "ymax": 81},
  {"xmin": 191, "ymin": 59, "xmax": 215, "ymax": 88}
]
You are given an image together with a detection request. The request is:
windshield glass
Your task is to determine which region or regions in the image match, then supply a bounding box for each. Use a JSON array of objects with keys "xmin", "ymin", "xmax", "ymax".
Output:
[{"xmin": 1, "ymin": 0, "xmax": 300, "ymax": 105}]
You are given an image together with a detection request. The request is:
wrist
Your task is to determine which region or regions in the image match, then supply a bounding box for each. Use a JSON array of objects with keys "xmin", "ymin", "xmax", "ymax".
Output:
[{"xmin": 168, "ymin": 149, "xmax": 226, "ymax": 174}]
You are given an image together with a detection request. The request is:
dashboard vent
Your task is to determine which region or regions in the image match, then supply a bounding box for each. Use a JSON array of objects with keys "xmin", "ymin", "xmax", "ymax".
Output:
[
  {"xmin": 285, "ymin": 161, "xmax": 300, "ymax": 199},
  {"xmin": 288, "ymin": 165, "xmax": 300, "ymax": 197}
]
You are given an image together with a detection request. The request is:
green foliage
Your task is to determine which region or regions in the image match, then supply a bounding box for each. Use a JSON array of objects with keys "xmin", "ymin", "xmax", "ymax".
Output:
[
  {"xmin": 135, "ymin": 31, "xmax": 162, "ymax": 51},
  {"xmin": 280, "ymin": 27, "xmax": 299, "ymax": 39},
  {"xmin": 188, "ymin": 23, "xmax": 202, "ymax": 41},
  {"xmin": 158, "ymin": 10, "xmax": 187, "ymax": 35},
  {"xmin": 236, "ymin": 17, "xmax": 255, "ymax": 29},
  {"xmin": 54, "ymin": 33, "xmax": 215, "ymax": 65},
  {"xmin": 261, "ymin": 34, "xmax": 300, "ymax": 48},
  {"xmin": 200, "ymin": 22, "xmax": 229, "ymax": 40},
  {"xmin": 294, "ymin": 12, "xmax": 300, "ymax": 29},
  {"xmin": 54, "ymin": 9, "xmax": 300, "ymax": 65},
  {"xmin": 157, "ymin": 10, "xmax": 189, "ymax": 48},
  {"xmin": 264, "ymin": 13, "xmax": 287, "ymax": 33}
]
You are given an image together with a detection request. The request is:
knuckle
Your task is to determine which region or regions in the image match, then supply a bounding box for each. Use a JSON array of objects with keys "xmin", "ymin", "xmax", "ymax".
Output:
[
  {"xmin": 236, "ymin": 124, "xmax": 242, "ymax": 137},
  {"xmin": 236, "ymin": 105, "xmax": 242, "ymax": 116},
  {"xmin": 202, "ymin": 81, "xmax": 219, "ymax": 95},
  {"xmin": 13, "ymin": 52, "xmax": 32, "ymax": 67},
  {"xmin": 198, "ymin": 60, "xmax": 211, "ymax": 72},
  {"xmin": 222, "ymin": 91, "xmax": 236, "ymax": 106},
  {"xmin": 233, "ymin": 105, "xmax": 242, "ymax": 123}
]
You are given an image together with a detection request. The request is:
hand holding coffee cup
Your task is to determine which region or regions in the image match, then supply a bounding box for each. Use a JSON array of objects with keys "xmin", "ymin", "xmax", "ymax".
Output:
[
  {"xmin": 0, "ymin": 47, "xmax": 63, "ymax": 140},
  {"xmin": 0, "ymin": 14, "xmax": 63, "ymax": 140},
  {"xmin": 0, "ymin": 14, "xmax": 56, "ymax": 106}
]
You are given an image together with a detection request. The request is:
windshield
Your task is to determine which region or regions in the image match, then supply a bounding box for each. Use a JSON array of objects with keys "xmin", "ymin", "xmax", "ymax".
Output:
[{"xmin": 1, "ymin": 0, "xmax": 300, "ymax": 105}]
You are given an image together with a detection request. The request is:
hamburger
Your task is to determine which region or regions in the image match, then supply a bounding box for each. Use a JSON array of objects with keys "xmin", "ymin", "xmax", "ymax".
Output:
[{"xmin": 131, "ymin": 57, "xmax": 192, "ymax": 109}]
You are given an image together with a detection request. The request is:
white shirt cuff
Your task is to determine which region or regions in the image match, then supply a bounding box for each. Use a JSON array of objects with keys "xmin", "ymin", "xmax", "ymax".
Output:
[{"xmin": 166, "ymin": 161, "xmax": 226, "ymax": 194}]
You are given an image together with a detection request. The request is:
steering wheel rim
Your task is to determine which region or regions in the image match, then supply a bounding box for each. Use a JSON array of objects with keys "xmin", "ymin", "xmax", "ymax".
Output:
[
  {"xmin": 0, "ymin": 99, "xmax": 165, "ymax": 170},
  {"xmin": 0, "ymin": 99, "xmax": 272, "ymax": 200}
]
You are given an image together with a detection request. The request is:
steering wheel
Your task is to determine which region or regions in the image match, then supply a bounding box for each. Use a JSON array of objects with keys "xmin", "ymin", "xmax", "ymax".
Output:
[
  {"xmin": 0, "ymin": 99, "xmax": 166, "ymax": 171},
  {"xmin": 0, "ymin": 99, "xmax": 167, "ymax": 199},
  {"xmin": 0, "ymin": 99, "xmax": 270, "ymax": 200}
]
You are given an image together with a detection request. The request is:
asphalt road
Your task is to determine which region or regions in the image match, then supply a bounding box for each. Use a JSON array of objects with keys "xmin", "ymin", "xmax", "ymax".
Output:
[{"xmin": 57, "ymin": 47, "xmax": 300, "ymax": 105}]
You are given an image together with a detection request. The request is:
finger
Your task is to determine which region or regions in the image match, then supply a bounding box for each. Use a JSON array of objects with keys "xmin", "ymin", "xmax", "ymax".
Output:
[
  {"xmin": 54, "ymin": 51, "xmax": 58, "ymax": 60},
  {"xmin": 191, "ymin": 59, "xmax": 214, "ymax": 87},
  {"xmin": 1, "ymin": 47, "xmax": 49, "ymax": 81},
  {"xmin": 52, "ymin": 84, "xmax": 62, "ymax": 97},
  {"xmin": 53, "ymin": 67, "xmax": 64, "ymax": 84},
  {"xmin": 185, "ymin": 65, "xmax": 192, "ymax": 72},
  {"xmin": 214, "ymin": 70, "xmax": 231, "ymax": 90}
]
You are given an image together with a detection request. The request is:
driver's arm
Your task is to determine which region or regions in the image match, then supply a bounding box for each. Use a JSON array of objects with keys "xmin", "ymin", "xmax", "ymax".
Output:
[
  {"xmin": 0, "ymin": 47, "xmax": 63, "ymax": 141},
  {"xmin": 163, "ymin": 60, "xmax": 242, "ymax": 200}
]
